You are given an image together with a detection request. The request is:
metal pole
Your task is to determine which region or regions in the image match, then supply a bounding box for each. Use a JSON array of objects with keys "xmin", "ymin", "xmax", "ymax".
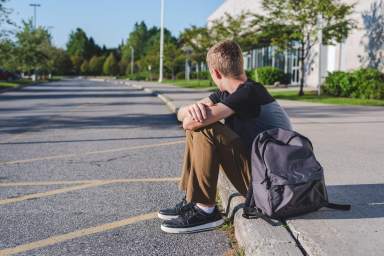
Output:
[
  {"xmin": 158, "ymin": 0, "xmax": 164, "ymax": 82},
  {"xmin": 130, "ymin": 46, "xmax": 134, "ymax": 75},
  {"xmin": 317, "ymin": 14, "xmax": 323, "ymax": 96},
  {"xmin": 29, "ymin": 3, "xmax": 41, "ymax": 29}
]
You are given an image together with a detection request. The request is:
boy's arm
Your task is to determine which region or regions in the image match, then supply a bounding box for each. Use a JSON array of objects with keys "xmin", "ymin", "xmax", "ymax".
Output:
[
  {"xmin": 176, "ymin": 97, "xmax": 214, "ymax": 122},
  {"xmin": 182, "ymin": 103, "xmax": 234, "ymax": 131}
]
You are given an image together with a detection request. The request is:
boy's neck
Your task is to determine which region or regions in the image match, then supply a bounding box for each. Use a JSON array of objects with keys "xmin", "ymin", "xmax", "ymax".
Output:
[{"xmin": 224, "ymin": 74, "xmax": 248, "ymax": 94}]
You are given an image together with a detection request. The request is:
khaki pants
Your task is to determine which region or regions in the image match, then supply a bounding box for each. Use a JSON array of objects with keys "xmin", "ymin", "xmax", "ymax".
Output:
[{"xmin": 179, "ymin": 122, "xmax": 251, "ymax": 205}]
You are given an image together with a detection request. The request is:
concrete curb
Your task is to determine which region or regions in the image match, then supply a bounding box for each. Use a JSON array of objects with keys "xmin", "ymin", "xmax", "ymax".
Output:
[{"xmin": 101, "ymin": 78, "xmax": 304, "ymax": 255}]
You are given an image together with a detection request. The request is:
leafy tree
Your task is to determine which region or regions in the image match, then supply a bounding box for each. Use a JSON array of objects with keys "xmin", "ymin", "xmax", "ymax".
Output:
[
  {"xmin": 51, "ymin": 48, "xmax": 73, "ymax": 75},
  {"xmin": 179, "ymin": 25, "xmax": 211, "ymax": 63},
  {"xmin": 14, "ymin": 20, "xmax": 53, "ymax": 74},
  {"xmin": 0, "ymin": 38, "xmax": 17, "ymax": 70},
  {"xmin": 253, "ymin": 0, "xmax": 356, "ymax": 95},
  {"xmin": 209, "ymin": 12, "xmax": 259, "ymax": 50},
  {"xmin": 89, "ymin": 55, "xmax": 105, "ymax": 75},
  {"xmin": 103, "ymin": 53, "xmax": 119, "ymax": 76},
  {"xmin": 0, "ymin": 0, "xmax": 15, "ymax": 39},
  {"xmin": 80, "ymin": 60, "xmax": 89, "ymax": 75},
  {"xmin": 122, "ymin": 21, "xmax": 149, "ymax": 62},
  {"xmin": 66, "ymin": 28, "xmax": 101, "ymax": 60},
  {"xmin": 70, "ymin": 55, "xmax": 84, "ymax": 74}
]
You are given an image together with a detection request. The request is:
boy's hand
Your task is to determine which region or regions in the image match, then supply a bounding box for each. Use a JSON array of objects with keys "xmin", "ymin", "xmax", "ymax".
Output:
[{"xmin": 187, "ymin": 103, "xmax": 209, "ymax": 122}]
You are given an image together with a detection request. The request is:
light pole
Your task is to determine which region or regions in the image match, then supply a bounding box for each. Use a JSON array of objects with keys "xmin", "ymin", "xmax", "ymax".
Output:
[
  {"xmin": 130, "ymin": 46, "xmax": 134, "ymax": 75},
  {"xmin": 29, "ymin": 3, "xmax": 41, "ymax": 29},
  {"xmin": 158, "ymin": 0, "xmax": 164, "ymax": 82},
  {"xmin": 317, "ymin": 14, "xmax": 323, "ymax": 96}
]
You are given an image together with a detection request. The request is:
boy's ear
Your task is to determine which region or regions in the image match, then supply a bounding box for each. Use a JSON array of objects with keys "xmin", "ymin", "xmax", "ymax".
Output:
[{"xmin": 213, "ymin": 69, "xmax": 222, "ymax": 79}]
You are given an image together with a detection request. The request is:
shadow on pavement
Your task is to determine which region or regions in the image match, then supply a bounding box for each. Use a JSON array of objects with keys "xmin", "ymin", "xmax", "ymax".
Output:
[
  {"xmin": 0, "ymin": 135, "xmax": 185, "ymax": 145},
  {"xmin": 290, "ymin": 183, "xmax": 384, "ymax": 220}
]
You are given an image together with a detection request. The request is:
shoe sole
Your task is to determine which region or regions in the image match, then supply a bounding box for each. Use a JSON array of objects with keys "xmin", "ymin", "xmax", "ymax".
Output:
[
  {"xmin": 157, "ymin": 212, "xmax": 180, "ymax": 221},
  {"xmin": 160, "ymin": 218, "xmax": 224, "ymax": 234}
]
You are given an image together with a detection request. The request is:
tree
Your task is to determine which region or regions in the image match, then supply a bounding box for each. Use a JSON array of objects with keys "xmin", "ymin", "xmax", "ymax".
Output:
[
  {"xmin": 103, "ymin": 53, "xmax": 119, "ymax": 76},
  {"xmin": 0, "ymin": 0, "xmax": 15, "ymax": 39},
  {"xmin": 80, "ymin": 60, "xmax": 89, "ymax": 75},
  {"xmin": 209, "ymin": 12, "xmax": 259, "ymax": 50},
  {"xmin": 253, "ymin": 0, "xmax": 356, "ymax": 95},
  {"xmin": 179, "ymin": 25, "xmax": 211, "ymax": 63},
  {"xmin": 70, "ymin": 55, "xmax": 84, "ymax": 74},
  {"xmin": 14, "ymin": 20, "xmax": 53, "ymax": 74},
  {"xmin": 67, "ymin": 28, "xmax": 101, "ymax": 60},
  {"xmin": 89, "ymin": 55, "xmax": 105, "ymax": 75},
  {"xmin": 51, "ymin": 48, "xmax": 73, "ymax": 75},
  {"xmin": 0, "ymin": 39, "xmax": 17, "ymax": 70},
  {"xmin": 121, "ymin": 21, "xmax": 149, "ymax": 62}
]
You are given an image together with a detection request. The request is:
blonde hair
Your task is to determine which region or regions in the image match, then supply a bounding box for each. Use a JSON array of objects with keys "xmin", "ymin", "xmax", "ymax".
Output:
[{"xmin": 206, "ymin": 40, "xmax": 244, "ymax": 78}]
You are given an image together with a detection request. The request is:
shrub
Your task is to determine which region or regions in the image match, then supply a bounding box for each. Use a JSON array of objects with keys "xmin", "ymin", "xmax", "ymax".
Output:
[
  {"xmin": 351, "ymin": 68, "xmax": 384, "ymax": 99},
  {"xmin": 175, "ymin": 72, "xmax": 185, "ymax": 80},
  {"xmin": 252, "ymin": 66, "xmax": 290, "ymax": 85},
  {"xmin": 323, "ymin": 68, "xmax": 384, "ymax": 99},
  {"xmin": 127, "ymin": 72, "xmax": 146, "ymax": 81},
  {"xmin": 323, "ymin": 71, "xmax": 351, "ymax": 97}
]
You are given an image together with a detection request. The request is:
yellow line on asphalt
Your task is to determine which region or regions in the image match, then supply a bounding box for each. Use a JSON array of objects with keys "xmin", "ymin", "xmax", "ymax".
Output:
[
  {"xmin": 0, "ymin": 212, "xmax": 157, "ymax": 256},
  {"xmin": 0, "ymin": 177, "xmax": 180, "ymax": 187},
  {"xmin": 0, "ymin": 177, "xmax": 180, "ymax": 205},
  {"xmin": 0, "ymin": 140, "xmax": 185, "ymax": 165},
  {"xmin": 0, "ymin": 181, "xmax": 111, "ymax": 206}
]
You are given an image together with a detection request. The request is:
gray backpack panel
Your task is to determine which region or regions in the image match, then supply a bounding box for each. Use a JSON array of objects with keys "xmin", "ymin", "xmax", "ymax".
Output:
[{"xmin": 244, "ymin": 128, "xmax": 350, "ymax": 220}]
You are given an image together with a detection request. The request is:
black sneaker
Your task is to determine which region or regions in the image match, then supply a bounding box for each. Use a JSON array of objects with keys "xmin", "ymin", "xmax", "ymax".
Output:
[
  {"xmin": 160, "ymin": 205, "xmax": 224, "ymax": 234},
  {"xmin": 158, "ymin": 197, "xmax": 191, "ymax": 220}
]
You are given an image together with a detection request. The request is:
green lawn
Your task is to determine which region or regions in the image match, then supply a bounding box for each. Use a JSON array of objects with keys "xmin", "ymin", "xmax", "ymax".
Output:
[
  {"xmin": 163, "ymin": 79, "xmax": 383, "ymax": 106},
  {"xmin": 0, "ymin": 78, "xmax": 62, "ymax": 88},
  {"xmin": 163, "ymin": 79, "xmax": 215, "ymax": 89},
  {"xmin": 269, "ymin": 89, "xmax": 384, "ymax": 106},
  {"xmin": 0, "ymin": 79, "xmax": 37, "ymax": 88}
]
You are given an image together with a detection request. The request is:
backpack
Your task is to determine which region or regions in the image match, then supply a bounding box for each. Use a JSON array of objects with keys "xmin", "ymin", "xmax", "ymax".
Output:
[{"xmin": 243, "ymin": 128, "xmax": 350, "ymax": 223}]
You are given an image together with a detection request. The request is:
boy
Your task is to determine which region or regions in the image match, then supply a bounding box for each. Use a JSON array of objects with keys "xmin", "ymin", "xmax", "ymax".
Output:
[{"xmin": 159, "ymin": 40, "xmax": 292, "ymax": 234}]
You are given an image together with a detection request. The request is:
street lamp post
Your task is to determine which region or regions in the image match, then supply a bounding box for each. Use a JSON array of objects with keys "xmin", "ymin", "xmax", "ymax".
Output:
[
  {"xmin": 29, "ymin": 3, "xmax": 41, "ymax": 82},
  {"xmin": 158, "ymin": 0, "xmax": 164, "ymax": 83},
  {"xmin": 29, "ymin": 3, "xmax": 41, "ymax": 29},
  {"xmin": 317, "ymin": 14, "xmax": 323, "ymax": 96},
  {"xmin": 130, "ymin": 46, "xmax": 134, "ymax": 75}
]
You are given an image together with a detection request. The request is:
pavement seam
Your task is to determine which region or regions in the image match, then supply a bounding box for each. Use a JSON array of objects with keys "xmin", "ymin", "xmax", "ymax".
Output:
[{"xmin": 0, "ymin": 140, "xmax": 185, "ymax": 165}]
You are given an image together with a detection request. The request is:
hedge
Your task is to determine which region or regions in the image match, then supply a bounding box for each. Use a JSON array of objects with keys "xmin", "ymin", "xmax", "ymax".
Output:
[
  {"xmin": 251, "ymin": 66, "xmax": 290, "ymax": 85},
  {"xmin": 323, "ymin": 68, "xmax": 384, "ymax": 100}
]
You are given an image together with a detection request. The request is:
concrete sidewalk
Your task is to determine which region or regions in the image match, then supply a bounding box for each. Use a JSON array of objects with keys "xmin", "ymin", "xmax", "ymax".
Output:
[{"xmin": 106, "ymin": 79, "xmax": 384, "ymax": 256}]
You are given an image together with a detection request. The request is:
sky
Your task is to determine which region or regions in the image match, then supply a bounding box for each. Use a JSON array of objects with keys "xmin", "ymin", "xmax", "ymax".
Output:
[{"xmin": 7, "ymin": 0, "xmax": 223, "ymax": 49}]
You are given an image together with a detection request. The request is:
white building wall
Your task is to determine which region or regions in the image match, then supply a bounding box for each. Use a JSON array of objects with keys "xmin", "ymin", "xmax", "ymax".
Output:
[{"xmin": 208, "ymin": 0, "xmax": 384, "ymax": 88}]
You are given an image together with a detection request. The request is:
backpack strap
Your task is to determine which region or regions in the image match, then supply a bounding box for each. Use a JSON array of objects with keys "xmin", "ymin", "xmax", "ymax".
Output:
[{"xmin": 322, "ymin": 202, "xmax": 351, "ymax": 211}]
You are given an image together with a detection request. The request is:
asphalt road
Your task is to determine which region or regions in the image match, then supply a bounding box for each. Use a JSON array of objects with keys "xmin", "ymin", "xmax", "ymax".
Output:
[{"xmin": 0, "ymin": 79, "xmax": 230, "ymax": 256}]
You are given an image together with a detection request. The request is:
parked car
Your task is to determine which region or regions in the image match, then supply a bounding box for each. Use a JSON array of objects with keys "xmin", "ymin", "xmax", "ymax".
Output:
[{"xmin": 0, "ymin": 69, "xmax": 20, "ymax": 81}]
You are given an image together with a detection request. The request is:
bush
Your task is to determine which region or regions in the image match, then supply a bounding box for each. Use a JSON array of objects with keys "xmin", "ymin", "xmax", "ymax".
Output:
[
  {"xmin": 127, "ymin": 72, "xmax": 146, "ymax": 81},
  {"xmin": 175, "ymin": 72, "xmax": 185, "ymax": 80},
  {"xmin": 252, "ymin": 66, "xmax": 290, "ymax": 85},
  {"xmin": 323, "ymin": 68, "xmax": 384, "ymax": 99}
]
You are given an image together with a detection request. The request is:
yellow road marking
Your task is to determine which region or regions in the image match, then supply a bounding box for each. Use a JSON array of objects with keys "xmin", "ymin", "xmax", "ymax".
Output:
[
  {"xmin": 0, "ymin": 212, "xmax": 157, "ymax": 256},
  {"xmin": 0, "ymin": 140, "xmax": 185, "ymax": 165},
  {"xmin": 0, "ymin": 177, "xmax": 180, "ymax": 187},
  {"xmin": 0, "ymin": 182, "xmax": 110, "ymax": 206},
  {"xmin": 0, "ymin": 177, "xmax": 180, "ymax": 205}
]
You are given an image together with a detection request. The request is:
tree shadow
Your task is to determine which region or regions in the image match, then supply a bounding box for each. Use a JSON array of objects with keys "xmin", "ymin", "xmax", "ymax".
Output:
[
  {"xmin": 1, "ymin": 113, "xmax": 179, "ymax": 134},
  {"xmin": 359, "ymin": 0, "xmax": 384, "ymax": 70}
]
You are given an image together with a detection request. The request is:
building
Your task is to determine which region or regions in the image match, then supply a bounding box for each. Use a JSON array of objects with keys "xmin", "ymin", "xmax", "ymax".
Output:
[{"xmin": 208, "ymin": 0, "xmax": 384, "ymax": 87}]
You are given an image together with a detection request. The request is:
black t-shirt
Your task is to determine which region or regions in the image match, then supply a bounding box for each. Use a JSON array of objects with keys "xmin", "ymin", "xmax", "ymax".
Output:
[{"xmin": 209, "ymin": 79, "xmax": 291, "ymax": 152}]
